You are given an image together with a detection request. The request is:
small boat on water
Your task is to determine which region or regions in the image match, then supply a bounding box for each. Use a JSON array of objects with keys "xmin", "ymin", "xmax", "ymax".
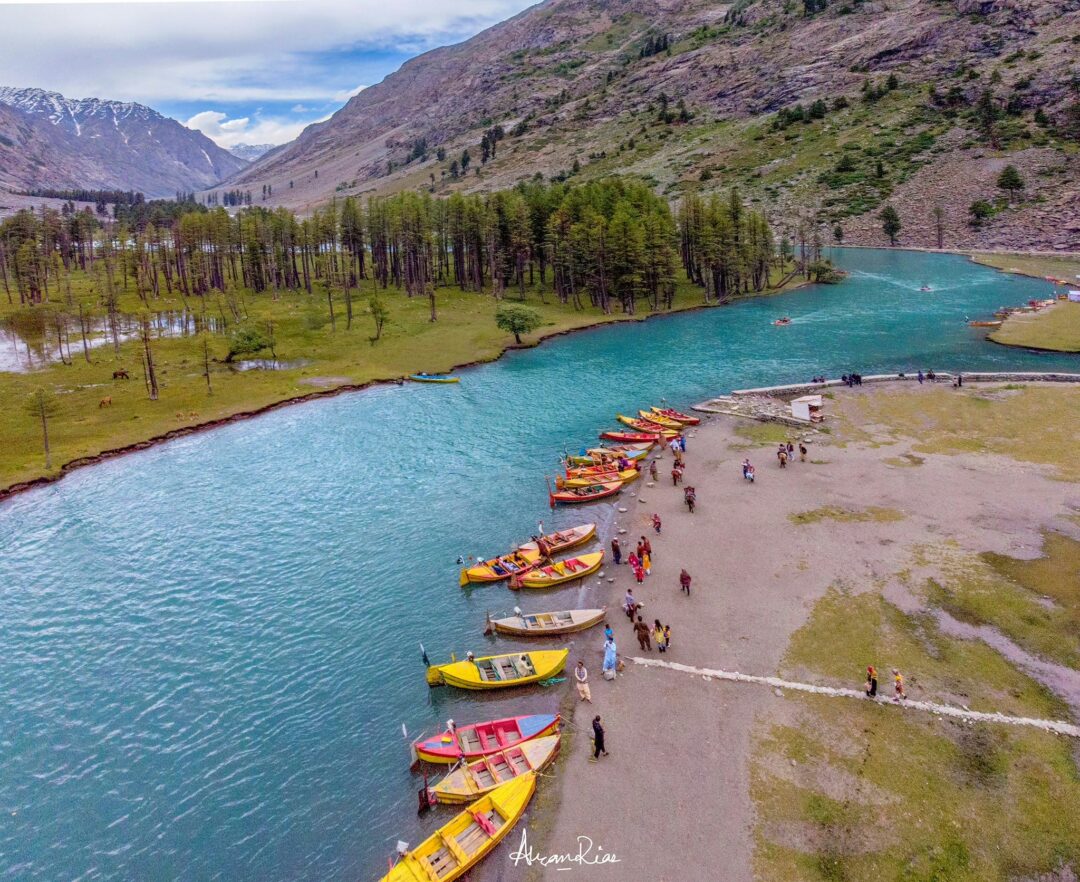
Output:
[
  {"xmin": 414, "ymin": 713, "xmax": 560, "ymax": 764},
  {"xmin": 512, "ymin": 551, "xmax": 604, "ymax": 589},
  {"xmin": 773, "ymin": 317, "xmax": 791, "ymax": 326},
  {"xmin": 615, "ymin": 414, "xmax": 680, "ymax": 438},
  {"xmin": 650, "ymin": 406, "xmax": 700, "ymax": 426},
  {"xmin": 459, "ymin": 548, "xmax": 542, "ymax": 586},
  {"xmin": 969, "ymin": 320, "xmax": 1003, "ymax": 328},
  {"xmin": 429, "ymin": 737, "xmax": 559, "ymax": 805},
  {"xmin": 598, "ymin": 430, "xmax": 660, "ymax": 444},
  {"xmin": 486, "ymin": 607, "xmax": 606, "ymax": 636},
  {"xmin": 409, "ymin": 373, "xmax": 460, "ymax": 383},
  {"xmin": 517, "ymin": 522, "xmax": 597, "ymax": 556},
  {"xmin": 549, "ymin": 480, "xmax": 622, "ymax": 505},
  {"xmin": 425, "ymin": 649, "xmax": 569, "ymax": 689},
  {"xmin": 638, "ymin": 410, "xmax": 682, "ymax": 429},
  {"xmin": 381, "ymin": 774, "xmax": 536, "ymax": 881}
]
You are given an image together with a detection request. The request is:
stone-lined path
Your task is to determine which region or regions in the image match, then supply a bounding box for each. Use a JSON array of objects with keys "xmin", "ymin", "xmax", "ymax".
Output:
[{"xmin": 632, "ymin": 657, "xmax": 1080, "ymax": 738}]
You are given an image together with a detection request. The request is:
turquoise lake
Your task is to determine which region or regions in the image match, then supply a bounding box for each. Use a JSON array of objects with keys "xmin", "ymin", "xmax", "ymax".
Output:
[{"xmin": 1, "ymin": 248, "xmax": 1076, "ymax": 880}]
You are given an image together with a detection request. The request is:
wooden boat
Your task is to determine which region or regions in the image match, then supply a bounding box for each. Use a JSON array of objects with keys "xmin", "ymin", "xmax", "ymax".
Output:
[
  {"xmin": 599, "ymin": 430, "xmax": 661, "ymax": 444},
  {"xmin": 549, "ymin": 480, "xmax": 621, "ymax": 505},
  {"xmin": 414, "ymin": 713, "xmax": 560, "ymax": 764},
  {"xmin": 566, "ymin": 443, "xmax": 651, "ymax": 465},
  {"xmin": 459, "ymin": 548, "xmax": 542, "ymax": 586},
  {"xmin": 969, "ymin": 320, "xmax": 1003, "ymax": 328},
  {"xmin": 650, "ymin": 406, "xmax": 701, "ymax": 426},
  {"xmin": 615, "ymin": 414, "xmax": 680, "ymax": 438},
  {"xmin": 638, "ymin": 410, "xmax": 682, "ymax": 429},
  {"xmin": 517, "ymin": 523, "xmax": 596, "ymax": 556},
  {"xmin": 486, "ymin": 607, "xmax": 606, "ymax": 637},
  {"xmin": 430, "ymin": 736, "xmax": 560, "ymax": 805},
  {"xmin": 381, "ymin": 774, "xmax": 536, "ymax": 881},
  {"xmin": 559, "ymin": 468, "xmax": 639, "ymax": 488},
  {"xmin": 409, "ymin": 373, "xmax": 460, "ymax": 383},
  {"xmin": 425, "ymin": 649, "xmax": 569, "ymax": 689},
  {"xmin": 512, "ymin": 551, "xmax": 604, "ymax": 589}
]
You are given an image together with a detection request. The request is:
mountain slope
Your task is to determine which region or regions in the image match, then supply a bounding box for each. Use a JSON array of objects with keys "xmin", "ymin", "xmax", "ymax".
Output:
[
  {"xmin": 229, "ymin": 0, "xmax": 1080, "ymax": 250},
  {"xmin": 0, "ymin": 87, "xmax": 248, "ymax": 197},
  {"xmin": 229, "ymin": 143, "xmax": 277, "ymax": 162}
]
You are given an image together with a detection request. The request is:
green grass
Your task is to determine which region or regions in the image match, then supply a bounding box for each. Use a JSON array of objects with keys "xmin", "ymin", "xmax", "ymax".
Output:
[
  {"xmin": 837, "ymin": 385, "xmax": 1080, "ymax": 482},
  {"xmin": 732, "ymin": 421, "xmax": 795, "ymax": 446},
  {"xmin": 789, "ymin": 506, "xmax": 905, "ymax": 525},
  {"xmin": 988, "ymin": 301, "xmax": 1080, "ymax": 353},
  {"xmin": 982, "ymin": 531, "xmax": 1080, "ymax": 612},
  {"xmin": 1, "ymin": 268, "xmax": 807, "ymax": 492},
  {"xmin": 753, "ymin": 586, "xmax": 1080, "ymax": 882},
  {"xmin": 970, "ymin": 252, "xmax": 1080, "ymax": 282}
]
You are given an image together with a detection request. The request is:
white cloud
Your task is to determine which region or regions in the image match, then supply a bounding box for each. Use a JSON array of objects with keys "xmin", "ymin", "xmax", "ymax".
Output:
[
  {"xmin": 0, "ymin": 0, "xmax": 534, "ymax": 106},
  {"xmin": 185, "ymin": 109, "xmax": 317, "ymax": 147},
  {"xmin": 331, "ymin": 85, "xmax": 367, "ymax": 103}
]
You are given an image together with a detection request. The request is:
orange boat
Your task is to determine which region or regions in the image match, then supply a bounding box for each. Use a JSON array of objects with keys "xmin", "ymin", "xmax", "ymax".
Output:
[
  {"xmin": 615, "ymin": 414, "xmax": 680, "ymax": 439},
  {"xmin": 549, "ymin": 480, "xmax": 621, "ymax": 506},
  {"xmin": 599, "ymin": 430, "xmax": 661, "ymax": 444},
  {"xmin": 650, "ymin": 406, "xmax": 700, "ymax": 426}
]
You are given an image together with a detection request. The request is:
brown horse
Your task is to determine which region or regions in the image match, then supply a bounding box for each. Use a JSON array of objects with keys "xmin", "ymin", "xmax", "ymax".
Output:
[
  {"xmin": 112, "ymin": 369, "xmax": 130, "ymax": 380},
  {"xmin": 99, "ymin": 396, "xmax": 113, "ymax": 408}
]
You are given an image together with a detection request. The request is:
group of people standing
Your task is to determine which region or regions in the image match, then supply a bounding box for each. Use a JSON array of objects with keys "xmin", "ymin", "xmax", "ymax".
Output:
[{"xmin": 864, "ymin": 665, "xmax": 906, "ymax": 702}]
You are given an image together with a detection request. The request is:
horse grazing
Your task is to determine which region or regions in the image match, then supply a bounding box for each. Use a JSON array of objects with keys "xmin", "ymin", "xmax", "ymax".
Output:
[
  {"xmin": 112, "ymin": 369, "xmax": 130, "ymax": 380},
  {"xmin": 99, "ymin": 396, "xmax": 113, "ymax": 408}
]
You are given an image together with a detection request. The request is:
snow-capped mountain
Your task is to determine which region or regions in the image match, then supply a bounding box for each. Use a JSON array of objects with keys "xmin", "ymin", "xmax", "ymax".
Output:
[
  {"xmin": 228, "ymin": 143, "xmax": 276, "ymax": 162},
  {"xmin": 0, "ymin": 87, "xmax": 248, "ymax": 196}
]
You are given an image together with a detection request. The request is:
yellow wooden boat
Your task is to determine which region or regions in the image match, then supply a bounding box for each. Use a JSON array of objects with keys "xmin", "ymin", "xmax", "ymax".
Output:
[
  {"xmin": 511, "ymin": 551, "xmax": 604, "ymax": 589},
  {"xmin": 638, "ymin": 409, "xmax": 682, "ymax": 429},
  {"xmin": 426, "ymin": 649, "xmax": 568, "ymax": 689},
  {"xmin": 430, "ymin": 736, "xmax": 559, "ymax": 805},
  {"xmin": 459, "ymin": 548, "xmax": 541, "ymax": 587},
  {"xmin": 381, "ymin": 773, "xmax": 536, "ymax": 881},
  {"xmin": 517, "ymin": 522, "xmax": 596, "ymax": 556},
  {"xmin": 486, "ymin": 607, "xmax": 606, "ymax": 636},
  {"xmin": 558, "ymin": 468, "xmax": 639, "ymax": 488}
]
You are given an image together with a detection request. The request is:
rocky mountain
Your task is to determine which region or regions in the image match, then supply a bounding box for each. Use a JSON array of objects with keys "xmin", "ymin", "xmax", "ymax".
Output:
[
  {"xmin": 0, "ymin": 87, "xmax": 248, "ymax": 197},
  {"xmin": 228, "ymin": 0, "xmax": 1080, "ymax": 250},
  {"xmin": 229, "ymin": 143, "xmax": 277, "ymax": 162}
]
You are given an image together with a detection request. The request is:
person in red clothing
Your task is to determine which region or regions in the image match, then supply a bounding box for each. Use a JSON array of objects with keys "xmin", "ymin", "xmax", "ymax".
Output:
[
  {"xmin": 679, "ymin": 569, "xmax": 691, "ymax": 595},
  {"xmin": 640, "ymin": 535, "xmax": 653, "ymax": 561}
]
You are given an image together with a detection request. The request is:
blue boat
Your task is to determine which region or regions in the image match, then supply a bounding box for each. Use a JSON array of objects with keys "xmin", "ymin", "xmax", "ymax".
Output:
[{"xmin": 408, "ymin": 373, "xmax": 460, "ymax": 384}]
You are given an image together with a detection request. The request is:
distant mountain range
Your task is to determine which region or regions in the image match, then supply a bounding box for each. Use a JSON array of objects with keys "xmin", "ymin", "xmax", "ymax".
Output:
[
  {"xmin": 229, "ymin": 143, "xmax": 277, "ymax": 162},
  {"xmin": 229, "ymin": 0, "xmax": 1079, "ymax": 250},
  {"xmin": 0, "ymin": 87, "xmax": 248, "ymax": 197}
]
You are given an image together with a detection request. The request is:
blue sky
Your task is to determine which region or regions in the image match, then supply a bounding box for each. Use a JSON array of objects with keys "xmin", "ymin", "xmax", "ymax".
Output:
[{"xmin": 0, "ymin": 0, "xmax": 537, "ymax": 148}]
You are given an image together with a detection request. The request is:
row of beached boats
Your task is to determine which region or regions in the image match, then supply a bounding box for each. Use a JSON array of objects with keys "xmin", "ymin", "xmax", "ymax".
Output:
[
  {"xmin": 970, "ymin": 296, "xmax": 1062, "ymax": 328},
  {"xmin": 381, "ymin": 404, "xmax": 698, "ymax": 880}
]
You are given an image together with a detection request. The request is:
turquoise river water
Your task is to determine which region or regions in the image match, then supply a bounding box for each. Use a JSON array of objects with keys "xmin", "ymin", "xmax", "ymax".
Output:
[{"xmin": 1, "ymin": 248, "xmax": 1077, "ymax": 880}]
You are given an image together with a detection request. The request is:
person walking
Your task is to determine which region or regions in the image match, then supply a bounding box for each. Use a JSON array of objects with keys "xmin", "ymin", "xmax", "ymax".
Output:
[
  {"xmin": 892, "ymin": 668, "xmax": 906, "ymax": 702},
  {"xmin": 633, "ymin": 615, "xmax": 652, "ymax": 651},
  {"xmin": 917, "ymin": 370, "xmax": 924, "ymax": 385},
  {"xmin": 623, "ymin": 588, "xmax": 638, "ymax": 619},
  {"xmin": 672, "ymin": 465, "xmax": 682, "ymax": 486},
  {"xmin": 633, "ymin": 560, "xmax": 645, "ymax": 584},
  {"xmin": 649, "ymin": 459, "xmax": 659, "ymax": 482},
  {"xmin": 663, "ymin": 623, "xmax": 672, "ymax": 650},
  {"xmin": 678, "ymin": 435, "xmax": 686, "ymax": 453},
  {"xmin": 679, "ymin": 568, "xmax": 691, "ymax": 595},
  {"xmin": 787, "ymin": 441, "xmax": 795, "ymax": 462},
  {"xmin": 652, "ymin": 513, "xmax": 662, "ymax": 534},
  {"xmin": 653, "ymin": 619, "xmax": 667, "ymax": 653},
  {"xmin": 602, "ymin": 638, "xmax": 617, "ymax": 680},
  {"xmin": 575, "ymin": 660, "xmax": 592, "ymax": 702},
  {"xmin": 641, "ymin": 535, "xmax": 653, "ymax": 561},
  {"xmin": 611, "ymin": 537, "xmax": 622, "ymax": 565},
  {"xmin": 864, "ymin": 665, "xmax": 878, "ymax": 698},
  {"xmin": 642, "ymin": 549, "xmax": 651, "ymax": 575},
  {"xmin": 590, "ymin": 715, "xmax": 608, "ymax": 761},
  {"xmin": 799, "ymin": 443, "xmax": 807, "ymax": 463},
  {"xmin": 636, "ymin": 540, "xmax": 645, "ymax": 562}
]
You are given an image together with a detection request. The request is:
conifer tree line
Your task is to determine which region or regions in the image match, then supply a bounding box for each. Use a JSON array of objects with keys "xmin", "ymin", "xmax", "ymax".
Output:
[{"xmin": 0, "ymin": 178, "xmax": 777, "ymax": 314}]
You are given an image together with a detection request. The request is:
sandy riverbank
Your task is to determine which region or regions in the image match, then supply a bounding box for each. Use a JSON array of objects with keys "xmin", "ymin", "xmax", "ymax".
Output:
[{"xmin": 509, "ymin": 380, "xmax": 1080, "ymax": 881}]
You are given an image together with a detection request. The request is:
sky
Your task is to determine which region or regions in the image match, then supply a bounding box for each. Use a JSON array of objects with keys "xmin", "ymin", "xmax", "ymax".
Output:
[{"xmin": 0, "ymin": 0, "xmax": 537, "ymax": 149}]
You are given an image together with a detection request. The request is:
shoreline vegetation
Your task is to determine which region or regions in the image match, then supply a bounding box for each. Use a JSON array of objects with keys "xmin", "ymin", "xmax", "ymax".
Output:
[{"xmin": 0, "ymin": 180, "xmax": 819, "ymax": 500}]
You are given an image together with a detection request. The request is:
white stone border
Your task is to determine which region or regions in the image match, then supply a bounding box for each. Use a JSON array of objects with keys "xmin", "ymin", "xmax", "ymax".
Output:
[{"xmin": 631, "ymin": 657, "xmax": 1080, "ymax": 738}]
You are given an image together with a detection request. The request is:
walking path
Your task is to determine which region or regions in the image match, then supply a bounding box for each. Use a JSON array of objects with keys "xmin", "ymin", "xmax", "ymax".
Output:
[{"xmin": 632, "ymin": 657, "xmax": 1080, "ymax": 739}]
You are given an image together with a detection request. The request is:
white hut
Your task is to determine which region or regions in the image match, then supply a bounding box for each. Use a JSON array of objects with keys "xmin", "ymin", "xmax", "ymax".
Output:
[{"xmin": 791, "ymin": 395, "xmax": 824, "ymax": 423}]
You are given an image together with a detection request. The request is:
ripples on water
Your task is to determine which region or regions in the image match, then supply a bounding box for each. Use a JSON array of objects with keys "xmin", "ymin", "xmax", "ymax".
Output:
[{"xmin": 0, "ymin": 249, "xmax": 1075, "ymax": 880}]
